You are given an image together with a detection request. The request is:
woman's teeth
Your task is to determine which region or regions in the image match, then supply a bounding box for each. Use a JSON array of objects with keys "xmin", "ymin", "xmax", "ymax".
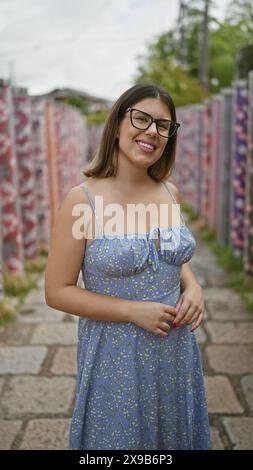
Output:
[{"xmin": 137, "ymin": 141, "xmax": 155, "ymax": 151}]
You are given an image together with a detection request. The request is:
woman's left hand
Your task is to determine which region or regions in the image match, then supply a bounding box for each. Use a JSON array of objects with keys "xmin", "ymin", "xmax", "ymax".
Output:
[{"xmin": 172, "ymin": 284, "xmax": 205, "ymax": 332}]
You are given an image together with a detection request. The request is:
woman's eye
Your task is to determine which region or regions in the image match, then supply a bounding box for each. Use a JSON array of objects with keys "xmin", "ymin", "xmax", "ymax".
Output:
[
  {"xmin": 136, "ymin": 116, "xmax": 148, "ymax": 121},
  {"xmin": 158, "ymin": 122, "xmax": 170, "ymax": 130}
]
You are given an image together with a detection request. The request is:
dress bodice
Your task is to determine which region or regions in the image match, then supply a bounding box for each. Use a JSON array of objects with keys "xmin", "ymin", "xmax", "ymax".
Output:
[{"xmin": 79, "ymin": 180, "xmax": 196, "ymax": 302}]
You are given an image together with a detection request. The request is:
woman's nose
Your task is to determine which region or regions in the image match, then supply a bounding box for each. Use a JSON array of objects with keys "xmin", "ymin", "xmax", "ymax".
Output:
[{"xmin": 146, "ymin": 122, "xmax": 157, "ymax": 134}]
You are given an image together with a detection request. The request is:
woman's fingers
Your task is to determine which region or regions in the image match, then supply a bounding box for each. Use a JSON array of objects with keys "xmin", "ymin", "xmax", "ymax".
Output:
[
  {"xmin": 191, "ymin": 312, "xmax": 204, "ymax": 332},
  {"xmin": 176, "ymin": 306, "xmax": 197, "ymax": 326},
  {"xmin": 165, "ymin": 305, "xmax": 177, "ymax": 318},
  {"xmin": 173, "ymin": 302, "xmax": 190, "ymax": 326},
  {"xmin": 162, "ymin": 321, "xmax": 171, "ymax": 331},
  {"xmin": 156, "ymin": 327, "xmax": 170, "ymax": 336}
]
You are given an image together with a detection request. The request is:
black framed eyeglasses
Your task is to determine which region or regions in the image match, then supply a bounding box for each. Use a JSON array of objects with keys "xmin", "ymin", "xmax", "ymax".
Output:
[{"xmin": 125, "ymin": 107, "xmax": 180, "ymax": 139}]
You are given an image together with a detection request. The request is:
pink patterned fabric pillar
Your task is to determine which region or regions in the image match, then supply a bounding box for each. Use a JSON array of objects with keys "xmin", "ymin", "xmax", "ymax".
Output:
[
  {"xmin": 209, "ymin": 96, "xmax": 222, "ymax": 232},
  {"xmin": 176, "ymin": 106, "xmax": 201, "ymax": 210},
  {"xmin": 0, "ymin": 206, "xmax": 4, "ymax": 301},
  {"xmin": 0, "ymin": 82, "xmax": 24, "ymax": 274},
  {"xmin": 200, "ymin": 100, "xmax": 212, "ymax": 222}
]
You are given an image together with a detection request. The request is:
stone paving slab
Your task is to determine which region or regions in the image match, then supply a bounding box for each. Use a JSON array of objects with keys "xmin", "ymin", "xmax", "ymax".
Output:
[
  {"xmin": 223, "ymin": 417, "xmax": 253, "ymax": 450},
  {"xmin": 18, "ymin": 304, "xmax": 66, "ymax": 324},
  {"xmin": 50, "ymin": 347, "xmax": 77, "ymax": 375},
  {"xmin": 206, "ymin": 345, "xmax": 253, "ymax": 374},
  {"xmin": 210, "ymin": 427, "xmax": 225, "ymax": 450},
  {"xmin": 203, "ymin": 288, "xmax": 243, "ymax": 302},
  {"xmin": 18, "ymin": 418, "xmax": 70, "ymax": 450},
  {"xmin": 205, "ymin": 322, "xmax": 253, "ymax": 344},
  {"xmin": 0, "ymin": 420, "xmax": 23, "ymax": 450},
  {"xmin": 0, "ymin": 346, "xmax": 48, "ymax": 374},
  {"xmin": 0, "ymin": 378, "xmax": 5, "ymax": 394},
  {"xmin": 240, "ymin": 375, "xmax": 253, "ymax": 412},
  {"xmin": 30, "ymin": 323, "xmax": 78, "ymax": 345},
  {"xmin": 1, "ymin": 376, "xmax": 76, "ymax": 418},
  {"xmin": 24, "ymin": 289, "xmax": 46, "ymax": 305},
  {"xmin": 0, "ymin": 324, "xmax": 34, "ymax": 346},
  {"xmin": 205, "ymin": 376, "xmax": 243, "ymax": 414},
  {"xmin": 205, "ymin": 301, "xmax": 250, "ymax": 321}
]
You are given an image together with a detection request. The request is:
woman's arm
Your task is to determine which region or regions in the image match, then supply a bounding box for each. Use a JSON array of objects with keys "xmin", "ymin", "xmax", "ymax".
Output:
[
  {"xmin": 166, "ymin": 180, "xmax": 204, "ymax": 331},
  {"xmin": 180, "ymin": 261, "xmax": 201, "ymax": 291},
  {"xmin": 44, "ymin": 186, "xmax": 132, "ymax": 322},
  {"xmin": 166, "ymin": 180, "xmax": 201, "ymax": 291}
]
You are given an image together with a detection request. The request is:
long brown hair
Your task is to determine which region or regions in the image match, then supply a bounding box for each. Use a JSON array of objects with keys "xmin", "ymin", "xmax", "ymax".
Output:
[{"xmin": 82, "ymin": 83, "xmax": 179, "ymax": 182}]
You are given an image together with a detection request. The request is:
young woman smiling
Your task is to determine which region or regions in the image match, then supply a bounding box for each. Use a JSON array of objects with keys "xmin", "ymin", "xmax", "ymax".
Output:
[{"xmin": 45, "ymin": 83, "xmax": 211, "ymax": 450}]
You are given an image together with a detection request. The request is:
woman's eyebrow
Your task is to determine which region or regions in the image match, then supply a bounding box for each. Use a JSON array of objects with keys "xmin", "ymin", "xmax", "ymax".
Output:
[{"xmin": 140, "ymin": 110, "xmax": 171, "ymax": 120}]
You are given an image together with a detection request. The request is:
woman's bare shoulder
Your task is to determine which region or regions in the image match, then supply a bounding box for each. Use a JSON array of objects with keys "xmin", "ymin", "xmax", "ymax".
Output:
[{"xmin": 164, "ymin": 178, "xmax": 182, "ymax": 204}]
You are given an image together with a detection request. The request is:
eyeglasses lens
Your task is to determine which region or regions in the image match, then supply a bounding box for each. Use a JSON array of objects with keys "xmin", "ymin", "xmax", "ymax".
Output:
[{"xmin": 131, "ymin": 110, "xmax": 176, "ymax": 138}]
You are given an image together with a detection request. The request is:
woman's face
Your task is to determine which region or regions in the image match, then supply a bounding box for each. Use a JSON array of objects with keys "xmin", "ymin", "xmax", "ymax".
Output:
[{"xmin": 116, "ymin": 97, "xmax": 171, "ymax": 170}]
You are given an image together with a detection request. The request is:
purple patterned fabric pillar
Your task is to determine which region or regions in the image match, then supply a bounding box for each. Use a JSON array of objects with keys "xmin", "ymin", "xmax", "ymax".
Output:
[
  {"xmin": 243, "ymin": 71, "xmax": 253, "ymax": 276},
  {"xmin": 230, "ymin": 80, "xmax": 248, "ymax": 257}
]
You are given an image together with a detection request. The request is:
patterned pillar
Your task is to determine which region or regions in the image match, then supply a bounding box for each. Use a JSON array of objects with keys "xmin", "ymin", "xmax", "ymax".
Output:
[
  {"xmin": 200, "ymin": 100, "xmax": 212, "ymax": 222},
  {"xmin": 55, "ymin": 104, "xmax": 68, "ymax": 204},
  {"xmin": 46, "ymin": 102, "xmax": 59, "ymax": 228},
  {"xmin": 209, "ymin": 95, "xmax": 222, "ymax": 232},
  {"xmin": 31, "ymin": 97, "xmax": 51, "ymax": 250},
  {"xmin": 243, "ymin": 71, "xmax": 253, "ymax": 276},
  {"xmin": 13, "ymin": 89, "xmax": 39, "ymax": 259},
  {"xmin": 217, "ymin": 88, "xmax": 233, "ymax": 246},
  {"xmin": 0, "ymin": 205, "xmax": 4, "ymax": 302},
  {"xmin": 230, "ymin": 80, "xmax": 248, "ymax": 257},
  {"xmin": 0, "ymin": 82, "xmax": 24, "ymax": 274}
]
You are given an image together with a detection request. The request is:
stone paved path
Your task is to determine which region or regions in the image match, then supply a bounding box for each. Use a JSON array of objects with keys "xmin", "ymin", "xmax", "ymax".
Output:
[{"xmin": 0, "ymin": 221, "xmax": 253, "ymax": 450}]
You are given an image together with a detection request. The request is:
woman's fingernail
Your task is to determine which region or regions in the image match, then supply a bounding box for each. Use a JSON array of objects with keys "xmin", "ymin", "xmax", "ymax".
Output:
[{"xmin": 173, "ymin": 323, "xmax": 178, "ymax": 328}]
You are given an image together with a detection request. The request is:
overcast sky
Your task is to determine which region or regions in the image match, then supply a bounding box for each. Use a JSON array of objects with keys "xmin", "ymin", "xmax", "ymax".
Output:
[{"xmin": 0, "ymin": 0, "xmax": 230, "ymax": 101}]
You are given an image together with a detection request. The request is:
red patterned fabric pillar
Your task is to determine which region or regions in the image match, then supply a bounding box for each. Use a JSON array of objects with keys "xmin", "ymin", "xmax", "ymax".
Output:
[{"xmin": 14, "ymin": 90, "xmax": 38, "ymax": 259}]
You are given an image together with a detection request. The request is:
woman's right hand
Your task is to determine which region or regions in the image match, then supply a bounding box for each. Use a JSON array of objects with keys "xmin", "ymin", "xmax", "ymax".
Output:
[{"xmin": 128, "ymin": 301, "xmax": 177, "ymax": 337}]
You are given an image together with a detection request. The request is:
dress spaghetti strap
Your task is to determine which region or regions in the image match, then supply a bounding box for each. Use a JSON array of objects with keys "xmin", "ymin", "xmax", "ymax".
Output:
[
  {"xmin": 161, "ymin": 181, "xmax": 186, "ymax": 225},
  {"xmin": 79, "ymin": 182, "xmax": 103, "ymax": 237}
]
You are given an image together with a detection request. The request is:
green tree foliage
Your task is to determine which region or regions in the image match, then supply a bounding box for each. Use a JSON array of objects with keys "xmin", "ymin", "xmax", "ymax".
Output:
[
  {"xmin": 134, "ymin": 0, "xmax": 253, "ymax": 104},
  {"xmin": 225, "ymin": 0, "xmax": 253, "ymax": 32},
  {"xmin": 64, "ymin": 96, "xmax": 90, "ymax": 113},
  {"xmin": 135, "ymin": 56, "xmax": 209, "ymax": 106}
]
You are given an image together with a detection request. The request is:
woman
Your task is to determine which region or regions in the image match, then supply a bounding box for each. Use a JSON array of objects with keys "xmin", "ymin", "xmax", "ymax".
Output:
[{"xmin": 45, "ymin": 83, "xmax": 212, "ymax": 450}]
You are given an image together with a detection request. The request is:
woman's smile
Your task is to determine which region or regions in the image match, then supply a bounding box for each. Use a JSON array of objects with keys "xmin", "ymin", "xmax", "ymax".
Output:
[{"xmin": 135, "ymin": 139, "xmax": 157, "ymax": 152}]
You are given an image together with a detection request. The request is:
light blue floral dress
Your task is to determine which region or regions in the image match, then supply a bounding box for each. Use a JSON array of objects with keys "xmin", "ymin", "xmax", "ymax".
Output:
[{"xmin": 69, "ymin": 180, "xmax": 212, "ymax": 450}]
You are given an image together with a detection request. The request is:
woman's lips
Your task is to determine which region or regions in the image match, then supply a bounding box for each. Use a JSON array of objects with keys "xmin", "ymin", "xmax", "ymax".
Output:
[{"xmin": 135, "ymin": 140, "xmax": 156, "ymax": 152}]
